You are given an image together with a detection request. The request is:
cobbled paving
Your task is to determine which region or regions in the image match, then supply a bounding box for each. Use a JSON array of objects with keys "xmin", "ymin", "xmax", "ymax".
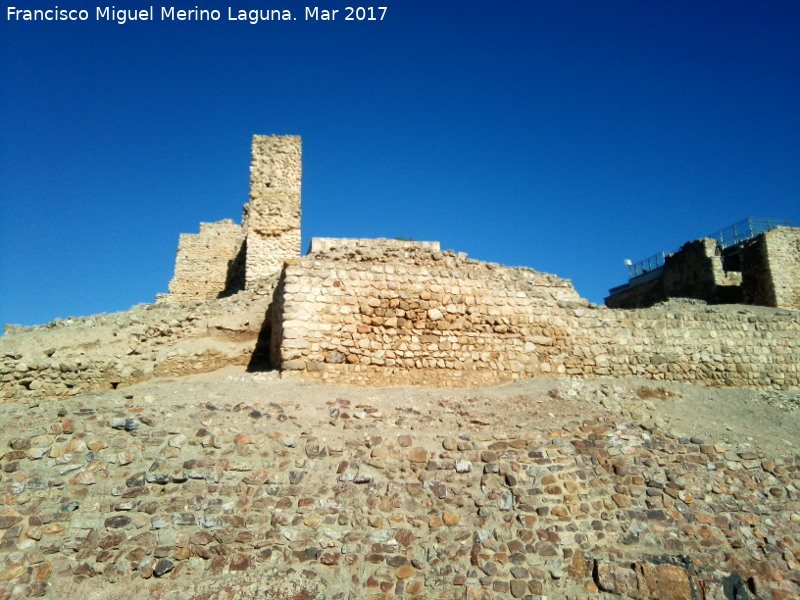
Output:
[{"xmin": 0, "ymin": 374, "xmax": 797, "ymax": 600}]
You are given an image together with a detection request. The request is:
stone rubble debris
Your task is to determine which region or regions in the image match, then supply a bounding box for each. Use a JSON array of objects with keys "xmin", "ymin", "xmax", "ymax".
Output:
[{"xmin": 0, "ymin": 375, "xmax": 795, "ymax": 600}]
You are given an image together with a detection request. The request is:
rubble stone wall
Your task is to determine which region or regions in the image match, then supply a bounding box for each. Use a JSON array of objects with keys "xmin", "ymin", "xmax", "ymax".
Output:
[
  {"xmin": 243, "ymin": 135, "xmax": 302, "ymax": 286},
  {"xmin": 606, "ymin": 238, "xmax": 744, "ymax": 309},
  {"xmin": 742, "ymin": 226, "xmax": 800, "ymax": 311},
  {"xmin": 661, "ymin": 238, "xmax": 729, "ymax": 300},
  {"xmin": 607, "ymin": 227, "xmax": 799, "ymax": 310},
  {"xmin": 274, "ymin": 254, "xmax": 800, "ymax": 390},
  {"xmin": 567, "ymin": 305, "xmax": 799, "ymax": 389},
  {"xmin": 272, "ymin": 249, "xmax": 582, "ymax": 387},
  {"xmin": 161, "ymin": 220, "xmax": 245, "ymax": 303},
  {"xmin": 1, "ymin": 287, "xmax": 277, "ymax": 403},
  {"xmin": 308, "ymin": 238, "xmax": 441, "ymax": 254}
]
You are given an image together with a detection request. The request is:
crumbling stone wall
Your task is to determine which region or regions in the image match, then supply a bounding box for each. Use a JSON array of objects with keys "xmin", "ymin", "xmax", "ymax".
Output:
[
  {"xmin": 661, "ymin": 238, "xmax": 739, "ymax": 301},
  {"xmin": 272, "ymin": 242, "xmax": 581, "ymax": 386},
  {"xmin": 273, "ymin": 245, "xmax": 800, "ymax": 390},
  {"xmin": 160, "ymin": 135, "xmax": 301, "ymax": 303},
  {"xmin": 243, "ymin": 135, "xmax": 302, "ymax": 286},
  {"xmin": 308, "ymin": 237, "xmax": 441, "ymax": 254},
  {"xmin": 160, "ymin": 220, "xmax": 245, "ymax": 303},
  {"xmin": 0, "ymin": 284, "xmax": 278, "ymax": 403},
  {"xmin": 606, "ymin": 238, "xmax": 744, "ymax": 309},
  {"xmin": 607, "ymin": 227, "xmax": 799, "ymax": 310},
  {"xmin": 741, "ymin": 226, "xmax": 800, "ymax": 310}
]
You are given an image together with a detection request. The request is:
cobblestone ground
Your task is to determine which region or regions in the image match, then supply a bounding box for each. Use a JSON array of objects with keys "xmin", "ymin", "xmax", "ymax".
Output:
[{"xmin": 0, "ymin": 370, "xmax": 797, "ymax": 600}]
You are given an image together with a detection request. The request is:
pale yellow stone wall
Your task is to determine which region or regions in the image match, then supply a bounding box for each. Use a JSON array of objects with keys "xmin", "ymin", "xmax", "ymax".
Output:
[
  {"xmin": 308, "ymin": 237, "xmax": 441, "ymax": 254},
  {"xmin": 768, "ymin": 227, "xmax": 800, "ymax": 310},
  {"xmin": 273, "ymin": 251, "xmax": 800, "ymax": 390},
  {"xmin": 161, "ymin": 135, "xmax": 302, "ymax": 302},
  {"xmin": 742, "ymin": 226, "xmax": 800, "ymax": 311},
  {"xmin": 609, "ymin": 227, "xmax": 799, "ymax": 309},
  {"xmin": 162, "ymin": 219, "xmax": 244, "ymax": 303},
  {"xmin": 244, "ymin": 135, "xmax": 302, "ymax": 285}
]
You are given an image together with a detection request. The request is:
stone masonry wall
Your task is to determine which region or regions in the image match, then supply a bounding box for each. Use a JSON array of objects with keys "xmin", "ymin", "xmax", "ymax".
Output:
[
  {"xmin": 568, "ymin": 303, "xmax": 799, "ymax": 389},
  {"xmin": 606, "ymin": 238, "xmax": 743, "ymax": 309},
  {"xmin": 0, "ymin": 284, "xmax": 278, "ymax": 403},
  {"xmin": 602, "ymin": 277, "xmax": 662, "ymax": 310},
  {"xmin": 274, "ymin": 250, "xmax": 800, "ymax": 390},
  {"xmin": 161, "ymin": 220, "xmax": 244, "ymax": 303},
  {"xmin": 308, "ymin": 238, "xmax": 442, "ymax": 254},
  {"xmin": 742, "ymin": 226, "xmax": 800, "ymax": 311},
  {"xmin": 608, "ymin": 227, "xmax": 799, "ymax": 310},
  {"xmin": 272, "ymin": 246, "xmax": 582, "ymax": 387},
  {"xmin": 244, "ymin": 135, "xmax": 302, "ymax": 286},
  {"xmin": 661, "ymin": 238, "xmax": 733, "ymax": 301}
]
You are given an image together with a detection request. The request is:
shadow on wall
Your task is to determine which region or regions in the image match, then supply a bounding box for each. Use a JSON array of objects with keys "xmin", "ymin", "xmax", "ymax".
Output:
[
  {"xmin": 246, "ymin": 269, "xmax": 282, "ymax": 372},
  {"xmin": 219, "ymin": 240, "xmax": 247, "ymax": 299}
]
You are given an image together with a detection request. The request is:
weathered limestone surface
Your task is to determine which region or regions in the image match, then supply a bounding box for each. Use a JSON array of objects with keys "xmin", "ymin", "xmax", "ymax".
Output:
[
  {"xmin": 161, "ymin": 220, "xmax": 245, "ymax": 303},
  {"xmin": 0, "ymin": 281, "xmax": 279, "ymax": 403},
  {"xmin": 606, "ymin": 226, "xmax": 799, "ymax": 310},
  {"xmin": 243, "ymin": 135, "xmax": 302, "ymax": 286},
  {"xmin": 742, "ymin": 227, "xmax": 800, "ymax": 311},
  {"xmin": 160, "ymin": 135, "xmax": 302, "ymax": 303},
  {"xmin": 273, "ymin": 246, "xmax": 800, "ymax": 390},
  {"xmin": 309, "ymin": 238, "xmax": 441, "ymax": 254}
]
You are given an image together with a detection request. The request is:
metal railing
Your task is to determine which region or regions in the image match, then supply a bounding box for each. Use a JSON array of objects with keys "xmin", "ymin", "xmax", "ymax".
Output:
[
  {"xmin": 625, "ymin": 217, "xmax": 794, "ymax": 281},
  {"xmin": 627, "ymin": 252, "xmax": 666, "ymax": 279},
  {"xmin": 707, "ymin": 217, "xmax": 794, "ymax": 251}
]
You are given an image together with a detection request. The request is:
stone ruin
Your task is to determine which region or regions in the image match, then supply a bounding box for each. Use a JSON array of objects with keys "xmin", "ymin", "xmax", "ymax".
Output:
[
  {"xmin": 152, "ymin": 136, "xmax": 800, "ymax": 390},
  {"xmin": 158, "ymin": 135, "xmax": 302, "ymax": 303},
  {"xmin": 605, "ymin": 220, "xmax": 800, "ymax": 311},
  {"xmin": 0, "ymin": 136, "xmax": 799, "ymax": 600},
  {"xmin": 1, "ymin": 135, "xmax": 798, "ymax": 403}
]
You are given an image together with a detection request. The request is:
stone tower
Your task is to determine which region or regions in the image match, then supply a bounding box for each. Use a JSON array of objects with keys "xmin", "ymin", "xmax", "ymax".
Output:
[{"xmin": 243, "ymin": 135, "xmax": 302, "ymax": 286}]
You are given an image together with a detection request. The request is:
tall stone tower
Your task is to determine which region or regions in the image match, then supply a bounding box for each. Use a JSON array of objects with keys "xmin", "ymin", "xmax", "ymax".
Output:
[{"xmin": 243, "ymin": 135, "xmax": 302, "ymax": 286}]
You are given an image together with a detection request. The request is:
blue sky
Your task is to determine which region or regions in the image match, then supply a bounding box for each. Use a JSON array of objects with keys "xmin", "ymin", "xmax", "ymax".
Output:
[{"xmin": 1, "ymin": 1, "xmax": 798, "ymax": 327}]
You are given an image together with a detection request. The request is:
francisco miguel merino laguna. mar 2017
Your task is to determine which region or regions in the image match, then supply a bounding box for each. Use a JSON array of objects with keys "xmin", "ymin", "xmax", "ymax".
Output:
[{"xmin": 6, "ymin": 5, "xmax": 388, "ymax": 24}]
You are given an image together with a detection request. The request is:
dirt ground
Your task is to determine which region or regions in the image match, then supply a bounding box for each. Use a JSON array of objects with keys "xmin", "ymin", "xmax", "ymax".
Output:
[{"xmin": 113, "ymin": 366, "xmax": 800, "ymax": 457}]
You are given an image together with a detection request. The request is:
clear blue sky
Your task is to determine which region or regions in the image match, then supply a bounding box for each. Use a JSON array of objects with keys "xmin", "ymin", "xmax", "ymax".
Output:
[{"xmin": 2, "ymin": 1, "xmax": 798, "ymax": 327}]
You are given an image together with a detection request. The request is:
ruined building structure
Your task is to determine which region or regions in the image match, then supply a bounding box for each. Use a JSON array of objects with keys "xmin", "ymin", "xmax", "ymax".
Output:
[
  {"xmin": 4, "ymin": 135, "xmax": 798, "ymax": 403},
  {"xmin": 160, "ymin": 135, "xmax": 302, "ymax": 302},
  {"xmin": 605, "ymin": 219, "xmax": 800, "ymax": 310},
  {"xmin": 145, "ymin": 135, "xmax": 800, "ymax": 391},
  {"xmin": 2, "ymin": 136, "xmax": 800, "ymax": 600}
]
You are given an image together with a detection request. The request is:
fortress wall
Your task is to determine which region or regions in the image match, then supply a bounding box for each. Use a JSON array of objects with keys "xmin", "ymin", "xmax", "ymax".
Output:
[
  {"xmin": 0, "ymin": 289, "xmax": 276, "ymax": 402},
  {"xmin": 244, "ymin": 135, "xmax": 302, "ymax": 285},
  {"xmin": 566, "ymin": 305, "xmax": 800, "ymax": 389},
  {"xmin": 162, "ymin": 220, "xmax": 244, "ymax": 303},
  {"xmin": 275, "ymin": 258, "xmax": 800, "ymax": 389},
  {"xmin": 742, "ymin": 226, "xmax": 800, "ymax": 311},
  {"xmin": 308, "ymin": 237, "xmax": 441, "ymax": 254},
  {"xmin": 608, "ymin": 226, "xmax": 800, "ymax": 310},
  {"xmin": 661, "ymin": 238, "xmax": 726, "ymax": 300},
  {"xmin": 273, "ymin": 256, "xmax": 582, "ymax": 387},
  {"xmin": 606, "ymin": 238, "xmax": 743, "ymax": 309}
]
